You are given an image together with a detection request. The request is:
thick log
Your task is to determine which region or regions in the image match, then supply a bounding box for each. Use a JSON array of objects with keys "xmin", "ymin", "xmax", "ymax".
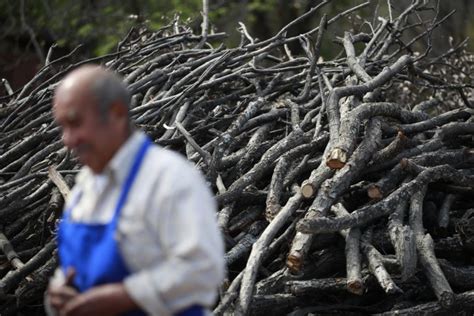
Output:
[
  {"xmin": 361, "ymin": 229, "xmax": 402, "ymax": 295},
  {"xmin": 237, "ymin": 123, "xmax": 273, "ymax": 175},
  {"xmin": 228, "ymin": 206, "xmax": 263, "ymax": 234},
  {"xmin": 286, "ymin": 278, "xmax": 350, "ymax": 296},
  {"xmin": 0, "ymin": 231, "xmax": 24, "ymax": 270},
  {"xmin": 225, "ymin": 221, "xmax": 267, "ymax": 265},
  {"xmin": 288, "ymin": 148, "xmax": 334, "ymax": 274},
  {"xmin": 238, "ymin": 190, "xmax": 303, "ymax": 315},
  {"xmin": 438, "ymin": 194, "xmax": 456, "ymax": 229},
  {"xmin": 409, "ymin": 186, "xmax": 454, "ymax": 308},
  {"xmin": 370, "ymin": 131, "xmax": 408, "ymax": 166},
  {"xmin": 331, "ymin": 203, "xmax": 364, "ymax": 295},
  {"xmin": 388, "ymin": 200, "xmax": 416, "ymax": 281}
]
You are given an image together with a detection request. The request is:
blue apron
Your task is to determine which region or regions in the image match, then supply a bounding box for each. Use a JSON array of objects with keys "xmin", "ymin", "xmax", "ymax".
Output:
[{"xmin": 58, "ymin": 137, "xmax": 203, "ymax": 316}]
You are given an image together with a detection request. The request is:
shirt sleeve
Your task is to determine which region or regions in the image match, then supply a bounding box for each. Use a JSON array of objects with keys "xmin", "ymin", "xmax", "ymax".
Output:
[
  {"xmin": 44, "ymin": 268, "xmax": 65, "ymax": 316},
  {"xmin": 123, "ymin": 162, "xmax": 225, "ymax": 316}
]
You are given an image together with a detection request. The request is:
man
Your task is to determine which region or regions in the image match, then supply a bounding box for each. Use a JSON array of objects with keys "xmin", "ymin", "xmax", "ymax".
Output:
[{"xmin": 46, "ymin": 65, "xmax": 225, "ymax": 316}]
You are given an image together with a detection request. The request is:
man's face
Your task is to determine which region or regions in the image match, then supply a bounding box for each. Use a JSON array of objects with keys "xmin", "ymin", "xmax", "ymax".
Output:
[{"xmin": 53, "ymin": 88, "xmax": 117, "ymax": 173}]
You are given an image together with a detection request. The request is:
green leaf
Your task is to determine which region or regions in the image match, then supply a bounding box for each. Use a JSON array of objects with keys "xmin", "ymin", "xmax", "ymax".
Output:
[{"xmin": 78, "ymin": 24, "xmax": 94, "ymax": 37}]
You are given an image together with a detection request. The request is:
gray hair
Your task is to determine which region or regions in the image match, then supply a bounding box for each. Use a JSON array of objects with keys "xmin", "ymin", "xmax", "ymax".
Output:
[{"xmin": 90, "ymin": 71, "xmax": 131, "ymax": 121}]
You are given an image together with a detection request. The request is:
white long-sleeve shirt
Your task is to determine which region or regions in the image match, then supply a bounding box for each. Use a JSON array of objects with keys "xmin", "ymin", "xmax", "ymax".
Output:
[{"xmin": 50, "ymin": 131, "xmax": 225, "ymax": 315}]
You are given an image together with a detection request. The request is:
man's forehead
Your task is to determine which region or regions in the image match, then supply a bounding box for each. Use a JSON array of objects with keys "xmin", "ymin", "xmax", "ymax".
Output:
[
  {"xmin": 53, "ymin": 100, "xmax": 80, "ymax": 119},
  {"xmin": 56, "ymin": 74, "xmax": 88, "ymax": 96},
  {"xmin": 53, "ymin": 87, "xmax": 93, "ymax": 119},
  {"xmin": 54, "ymin": 79, "xmax": 94, "ymax": 110}
]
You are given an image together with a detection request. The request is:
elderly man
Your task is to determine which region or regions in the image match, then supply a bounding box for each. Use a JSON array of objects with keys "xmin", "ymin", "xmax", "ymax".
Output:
[{"xmin": 46, "ymin": 65, "xmax": 225, "ymax": 316}]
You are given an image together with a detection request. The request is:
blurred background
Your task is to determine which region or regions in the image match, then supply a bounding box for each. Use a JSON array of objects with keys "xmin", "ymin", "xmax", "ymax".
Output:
[{"xmin": 1, "ymin": 0, "xmax": 473, "ymax": 93}]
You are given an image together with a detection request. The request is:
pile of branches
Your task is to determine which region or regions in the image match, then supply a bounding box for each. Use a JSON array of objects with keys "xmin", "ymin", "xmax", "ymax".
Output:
[{"xmin": 0, "ymin": 0, "xmax": 473, "ymax": 315}]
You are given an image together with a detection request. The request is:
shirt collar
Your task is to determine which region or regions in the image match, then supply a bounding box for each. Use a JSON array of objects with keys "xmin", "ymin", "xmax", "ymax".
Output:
[{"xmin": 75, "ymin": 131, "xmax": 146, "ymax": 186}]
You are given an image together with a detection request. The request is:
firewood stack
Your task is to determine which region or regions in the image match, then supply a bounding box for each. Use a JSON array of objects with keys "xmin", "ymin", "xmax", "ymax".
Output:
[{"xmin": 0, "ymin": 1, "xmax": 473, "ymax": 315}]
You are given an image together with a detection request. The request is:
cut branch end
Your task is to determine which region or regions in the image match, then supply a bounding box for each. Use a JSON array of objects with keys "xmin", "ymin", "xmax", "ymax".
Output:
[
  {"xmin": 301, "ymin": 181, "xmax": 316, "ymax": 199},
  {"xmin": 326, "ymin": 148, "xmax": 348, "ymax": 169},
  {"xmin": 367, "ymin": 184, "xmax": 383, "ymax": 200}
]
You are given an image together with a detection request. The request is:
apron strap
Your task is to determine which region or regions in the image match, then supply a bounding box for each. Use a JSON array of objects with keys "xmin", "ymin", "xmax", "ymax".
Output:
[{"xmin": 112, "ymin": 136, "xmax": 152, "ymax": 223}]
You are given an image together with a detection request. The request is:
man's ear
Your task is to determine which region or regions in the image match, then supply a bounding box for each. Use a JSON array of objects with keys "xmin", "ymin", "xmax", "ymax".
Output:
[{"xmin": 109, "ymin": 101, "xmax": 128, "ymax": 120}]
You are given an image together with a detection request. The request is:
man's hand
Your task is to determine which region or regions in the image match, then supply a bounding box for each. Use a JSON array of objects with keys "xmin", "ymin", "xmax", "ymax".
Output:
[
  {"xmin": 48, "ymin": 285, "xmax": 79, "ymax": 313},
  {"xmin": 47, "ymin": 268, "xmax": 79, "ymax": 313},
  {"xmin": 59, "ymin": 283, "xmax": 139, "ymax": 316}
]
